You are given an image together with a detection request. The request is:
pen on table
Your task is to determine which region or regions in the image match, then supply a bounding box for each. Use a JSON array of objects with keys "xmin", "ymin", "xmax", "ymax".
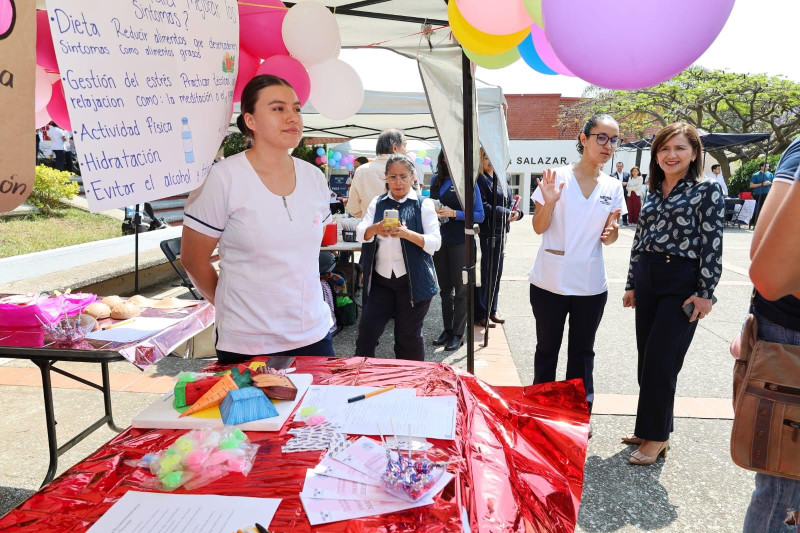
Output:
[
  {"xmin": 101, "ymin": 318, "xmax": 135, "ymax": 330},
  {"xmin": 255, "ymin": 523, "xmax": 269, "ymax": 533},
  {"xmin": 347, "ymin": 385, "xmax": 395, "ymax": 403},
  {"xmin": 321, "ymin": 212, "xmax": 332, "ymax": 224}
]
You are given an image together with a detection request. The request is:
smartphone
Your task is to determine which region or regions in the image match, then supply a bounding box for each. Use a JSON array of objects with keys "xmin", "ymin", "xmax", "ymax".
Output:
[
  {"xmin": 383, "ymin": 209, "xmax": 399, "ymax": 228},
  {"xmin": 682, "ymin": 295, "xmax": 719, "ymax": 318}
]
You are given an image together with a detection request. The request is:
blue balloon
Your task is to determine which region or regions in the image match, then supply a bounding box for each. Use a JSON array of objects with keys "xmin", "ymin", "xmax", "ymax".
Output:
[
  {"xmin": 316, "ymin": 147, "xmax": 325, "ymax": 156},
  {"xmin": 333, "ymin": 151, "xmax": 342, "ymax": 160},
  {"xmin": 517, "ymin": 33, "xmax": 558, "ymax": 76},
  {"xmin": 416, "ymin": 157, "xmax": 424, "ymax": 164},
  {"xmin": 347, "ymin": 164, "xmax": 354, "ymax": 171}
]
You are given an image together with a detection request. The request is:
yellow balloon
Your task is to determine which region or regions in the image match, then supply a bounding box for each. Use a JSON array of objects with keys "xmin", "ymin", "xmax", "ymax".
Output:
[
  {"xmin": 523, "ymin": 0, "xmax": 544, "ymax": 28},
  {"xmin": 449, "ymin": 0, "xmax": 529, "ymax": 56},
  {"xmin": 464, "ymin": 46, "xmax": 521, "ymax": 70}
]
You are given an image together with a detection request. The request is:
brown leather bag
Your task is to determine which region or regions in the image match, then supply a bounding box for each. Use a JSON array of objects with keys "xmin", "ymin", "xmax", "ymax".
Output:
[{"xmin": 731, "ymin": 315, "xmax": 800, "ymax": 479}]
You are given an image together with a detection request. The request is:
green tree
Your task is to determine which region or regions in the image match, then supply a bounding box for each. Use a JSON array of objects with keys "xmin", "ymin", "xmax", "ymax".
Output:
[{"xmin": 560, "ymin": 67, "xmax": 800, "ymax": 184}]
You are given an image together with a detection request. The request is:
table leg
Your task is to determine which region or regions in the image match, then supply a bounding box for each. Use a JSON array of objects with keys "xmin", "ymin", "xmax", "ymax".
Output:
[
  {"xmin": 101, "ymin": 362, "xmax": 123, "ymax": 432},
  {"xmin": 34, "ymin": 360, "xmax": 59, "ymax": 487}
]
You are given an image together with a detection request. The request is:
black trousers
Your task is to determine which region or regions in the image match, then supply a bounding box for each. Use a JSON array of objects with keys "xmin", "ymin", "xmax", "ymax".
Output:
[
  {"xmin": 633, "ymin": 253, "xmax": 699, "ymax": 441},
  {"xmin": 53, "ymin": 150, "xmax": 66, "ymax": 171},
  {"xmin": 215, "ymin": 332, "xmax": 334, "ymax": 365},
  {"xmin": 434, "ymin": 242, "xmax": 467, "ymax": 337},
  {"xmin": 530, "ymin": 284, "xmax": 608, "ymax": 411},
  {"xmin": 355, "ymin": 273, "xmax": 432, "ymax": 361},
  {"xmin": 475, "ymin": 235, "xmax": 504, "ymax": 321}
]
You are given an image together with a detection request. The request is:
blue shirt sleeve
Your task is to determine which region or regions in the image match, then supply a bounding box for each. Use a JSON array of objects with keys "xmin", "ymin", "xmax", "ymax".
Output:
[
  {"xmin": 776, "ymin": 137, "xmax": 800, "ymax": 182},
  {"xmin": 455, "ymin": 185, "xmax": 485, "ymax": 222}
]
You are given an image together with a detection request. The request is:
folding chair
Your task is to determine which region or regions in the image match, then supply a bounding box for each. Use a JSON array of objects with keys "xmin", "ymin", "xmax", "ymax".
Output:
[{"xmin": 160, "ymin": 237, "xmax": 201, "ymax": 300}]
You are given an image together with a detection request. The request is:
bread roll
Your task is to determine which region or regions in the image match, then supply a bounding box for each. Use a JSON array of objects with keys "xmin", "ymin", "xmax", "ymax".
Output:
[
  {"xmin": 84, "ymin": 302, "xmax": 111, "ymax": 319},
  {"xmin": 101, "ymin": 295, "xmax": 123, "ymax": 308},
  {"xmin": 110, "ymin": 301, "xmax": 141, "ymax": 320},
  {"xmin": 128, "ymin": 294, "xmax": 155, "ymax": 308}
]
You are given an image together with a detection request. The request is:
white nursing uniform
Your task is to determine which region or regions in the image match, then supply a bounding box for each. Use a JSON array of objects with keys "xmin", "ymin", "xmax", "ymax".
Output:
[
  {"xmin": 183, "ymin": 152, "xmax": 333, "ymax": 355},
  {"xmin": 528, "ymin": 166, "xmax": 624, "ymax": 296}
]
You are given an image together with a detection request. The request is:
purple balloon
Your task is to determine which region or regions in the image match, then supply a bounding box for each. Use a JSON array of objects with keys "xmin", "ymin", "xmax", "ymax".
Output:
[
  {"xmin": 542, "ymin": 0, "xmax": 735, "ymax": 90},
  {"xmin": 423, "ymin": 157, "xmax": 431, "ymax": 166}
]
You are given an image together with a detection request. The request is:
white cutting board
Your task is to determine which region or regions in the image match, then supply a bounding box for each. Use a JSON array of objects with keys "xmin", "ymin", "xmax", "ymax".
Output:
[{"xmin": 131, "ymin": 374, "xmax": 313, "ymax": 431}]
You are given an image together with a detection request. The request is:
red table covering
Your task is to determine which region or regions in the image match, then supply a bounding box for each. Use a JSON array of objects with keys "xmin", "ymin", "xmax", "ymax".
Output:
[{"xmin": 0, "ymin": 357, "xmax": 589, "ymax": 532}]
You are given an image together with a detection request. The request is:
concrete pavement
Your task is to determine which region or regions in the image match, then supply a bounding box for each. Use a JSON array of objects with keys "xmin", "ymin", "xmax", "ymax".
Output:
[{"xmin": 0, "ymin": 221, "xmax": 758, "ymax": 531}]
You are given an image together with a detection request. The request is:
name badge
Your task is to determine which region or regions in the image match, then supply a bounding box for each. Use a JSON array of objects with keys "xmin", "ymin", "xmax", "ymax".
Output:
[{"xmin": 599, "ymin": 195, "xmax": 613, "ymax": 206}]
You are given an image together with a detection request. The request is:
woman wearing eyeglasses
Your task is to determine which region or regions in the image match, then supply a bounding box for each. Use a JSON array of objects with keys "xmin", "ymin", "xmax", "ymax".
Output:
[
  {"xmin": 529, "ymin": 113, "xmax": 624, "ymax": 421},
  {"xmin": 354, "ymin": 154, "xmax": 441, "ymax": 361}
]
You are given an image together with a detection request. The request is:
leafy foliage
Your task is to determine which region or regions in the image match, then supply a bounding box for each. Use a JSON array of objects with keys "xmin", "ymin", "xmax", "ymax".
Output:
[
  {"xmin": 728, "ymin": 154, "xmax": 782, "ymax": 197},
  {"xmin": 560, "ymin": 67, "xmax": 800, "ymax": 179},
  {"xmin": 27, "ymin": 165, "xmax": 80, "ymax": 215},
  {"xmin": 222, "ymin": 133, "xmax": 248, "ymax": 158}
]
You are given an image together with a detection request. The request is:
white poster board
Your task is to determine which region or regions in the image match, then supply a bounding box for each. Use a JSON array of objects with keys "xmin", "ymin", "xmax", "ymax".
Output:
[{"xmin": 45, "ymin": 0, "xmax": 239, "ymax": 212}]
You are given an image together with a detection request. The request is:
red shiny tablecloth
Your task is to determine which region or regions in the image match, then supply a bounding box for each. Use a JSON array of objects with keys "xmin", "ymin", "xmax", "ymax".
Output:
[{"xmin": 0, "ymin": 357, "xmax": 590, "ymax": 532}]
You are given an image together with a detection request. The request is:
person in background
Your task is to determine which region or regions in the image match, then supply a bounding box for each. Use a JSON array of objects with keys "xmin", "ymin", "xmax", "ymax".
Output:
[
  {"xmin": 530, "ymin": 113, "xmax": 623, "ymax": 420},
  {"xmin": 354, "ymin": 154, "xmax": 441, "ymax": 361},
  {"xmin": 622, "ymin": 122, "xmax": 724, "ymax": 465},
  {"xmin": 346, "ymin": 156, "xmax": 370, "ymax": 193},
  {"xmin": 474, "ymin": 148, "xmax": 524, "ymax": 329},
  {"xmin": 181, "ymin": 75, "xmax": 334, "ymax": 364},
  {"xmin": 346, "ymin": 129, "xmax": 408, "ymax": 219},
  {"xmin": 430, "ymin": 151, "xmax": 485, "ymax": 351},
  {"xmin": 750, "ymin": 161, "xmax": 773, "ymax": 226},
  {"xmin": 49, "ymin": 123, "xmax": 67, "ymax": 171},
  {"xmin": 707, "ymin": 164, "xmax": 729, "ymax": 196},
  {"xmin": 611, "ymin": 161, "xmax": 631, "ymax": 225},
  {"xmin": 626, "ymin": 166, "xmax": 644, "ymax": 225},
  {"xmin": 741, "ymin": 134, "xmax": 800, "ymax": 533}
]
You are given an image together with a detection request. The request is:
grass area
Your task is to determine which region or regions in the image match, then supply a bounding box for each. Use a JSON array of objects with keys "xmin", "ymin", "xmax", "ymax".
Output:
[{"xmin": 0, "ymin": 207, "xmax": 122, "ymax": 258}]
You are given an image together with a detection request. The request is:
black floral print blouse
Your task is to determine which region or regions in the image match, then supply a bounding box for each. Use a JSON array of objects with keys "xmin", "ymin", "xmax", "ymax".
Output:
[{"xmin": 625, "ymin": 177, "xmax": 725, "ymax": 299}]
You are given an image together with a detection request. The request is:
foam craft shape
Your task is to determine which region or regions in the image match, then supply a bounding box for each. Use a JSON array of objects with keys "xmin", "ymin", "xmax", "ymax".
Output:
[
  {"xmin": 281, "ymin": 1, "xmax": 339, "ymax": 66},
  {"xmin": 220, "ymin": 387, "xmax": 279, "ymax": 426},
  {"xmin": 238, "ymin": 0, "xmax": 289, "ymax": 60},
  {"xmin": 308, "ymin": 58, "xmax": 364, "ymax": 120},
  {"xmin": 35, "ymin": 10, "xmax": 58, "ymax": 71},
  {"xmin": 34, "ymin": 107, "xmax": 51, "ymax": 130},
  {"xmin": 464, "ymin": 46, "xmax": 521, "ymax": 70},
  {"xmin": 542, "ymin": 0, "xmax": 735, "ymax": 90},
  {"xmin": 517, "ymin": 32, "xmax": 557, "ymax": 75},
  {"xmin": 455, "ymin": 0, "xmax": 533, "ymax": 35},
  {"xmin": 179, "ymin": 374, "xmax": 238, "ymax": 417},
  {"xmin": 255, "ymin": 55, "xmax": 311, "ymax": 105},
  {"xmin": 530, "ymin": 24, "xmax": 572, "ymax": 76},
  {"xmin": 233, "ymin": 47, "xmax": 260, "ymax": 104},
  {"xmin": 522, "ymin": 0, "xmax": 544, "ymax": 28},
  {"xmin": 448, "ymin": 0, "xmax": 529, "ymax": 56},
  {"xmin": 173, "ymin": 375, "xmax": 221, "ymax": 409},
  {"xmin": 46, "ymin": 80, "xmax": 71, "ymax": 130}
]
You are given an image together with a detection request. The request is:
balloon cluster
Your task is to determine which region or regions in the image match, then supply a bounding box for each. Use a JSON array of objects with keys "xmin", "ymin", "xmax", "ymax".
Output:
[
  {"xmin": 236, "ymin": 0, "xmax": 364, "ymax": 119},
  {"xmin": 314, "ymin": 148, "xmax": 360, "ymax": 171},
  {"xmin": 127, "ymin": 428, "xmax": 259, "ymax": 491},
  {"xmin": 449, "ymin": 0, "xmax": 736, "ymax": 90}
]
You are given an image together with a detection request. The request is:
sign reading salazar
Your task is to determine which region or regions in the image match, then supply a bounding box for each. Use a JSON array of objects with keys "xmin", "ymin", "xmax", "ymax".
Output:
[{"xmin": 45, "ymin": 0, "xmax": 239, "ymax": 212}]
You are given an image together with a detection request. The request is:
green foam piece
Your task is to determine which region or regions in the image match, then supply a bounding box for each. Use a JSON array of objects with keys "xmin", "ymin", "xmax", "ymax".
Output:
[
  {"xmin": 173, "ymin": 381, "xmax": 188, "ymax": 409},
  {"xmin": 229, "ymin": 367, "xmax": 253, "ymax": 388}
]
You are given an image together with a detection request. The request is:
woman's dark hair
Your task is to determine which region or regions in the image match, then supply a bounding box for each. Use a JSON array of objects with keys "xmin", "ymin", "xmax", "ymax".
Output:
[
  {"xmin": 576, "ymin": 113, "xmax": 616, "ymax": 155},
  {"xmin": 236, "ymin": 74, "xmax": 294, "ymax": 138},
  {"xmin": 630, "ymin": 166, "xmax": 640, "ymax": 177},
  {"xmin": 355, "ymin": 156, "xmax": 369, "ymax": 165},
  {"xmin": 648, "ymin": 122, "xmax": 704, "ymax": 193},
  {"xmin": 430, "ymin": 151, "xmax": 450, "ymax": 199}
]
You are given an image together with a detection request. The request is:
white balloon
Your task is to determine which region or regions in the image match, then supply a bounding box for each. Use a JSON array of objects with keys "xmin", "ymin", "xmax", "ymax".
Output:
[
  {"xmin": 35, "ymin": 107, "xmax": 51, "ymax": 129},
  {"xmin": 308, "ymin": 58, "xmax": 364, "ymax": 120},
  {"xmin": 34, "ymin": 65, "xmax": 51, "ymax": 111},
  {"xmin": 282, "ymin": 1, "xmax": 339, "ymax": 66}
]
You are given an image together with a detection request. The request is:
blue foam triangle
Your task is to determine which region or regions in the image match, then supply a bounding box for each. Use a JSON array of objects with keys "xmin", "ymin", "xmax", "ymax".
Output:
[{"xmin": 220, "ymin": 387, "xmax": 279, "ymax": 425}]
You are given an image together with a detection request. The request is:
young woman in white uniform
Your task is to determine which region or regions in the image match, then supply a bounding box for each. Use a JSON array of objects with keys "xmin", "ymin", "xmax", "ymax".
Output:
[
  {"xmin": 529, "ymin": 114, "xmax": 624, "ymax": 414},
  {"xmin": 181, "ymin": 75, "xmax": 334, "ymax": 364}
]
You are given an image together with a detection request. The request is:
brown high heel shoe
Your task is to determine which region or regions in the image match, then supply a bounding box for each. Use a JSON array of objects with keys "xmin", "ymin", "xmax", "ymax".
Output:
[
  {"xmin": 629, "ymin": 440, "xmax": 669, "ymax": 465},
  {"xmin": 621, "ymin": 433, "xmax": 644, "ymax": 445}
]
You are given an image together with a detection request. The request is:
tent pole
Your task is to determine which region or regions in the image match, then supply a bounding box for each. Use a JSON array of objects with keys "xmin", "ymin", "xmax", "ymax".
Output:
[
  {"xmin": 483, "ymin": 173, "xmax": 498, "ymax": 348},
  {"xmin": 462, "ymin": 51, "xmax": 476, "ymax": 375},
  {"xmin": 134, "ymin": 203, "xmax": 140, "ymax": 294}
]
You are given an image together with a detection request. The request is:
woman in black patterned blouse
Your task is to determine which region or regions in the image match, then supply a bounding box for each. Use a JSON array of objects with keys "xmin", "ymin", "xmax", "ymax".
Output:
[{"xmin": 621, "ymin": 122, "xmax": 725, "ymax": 465}]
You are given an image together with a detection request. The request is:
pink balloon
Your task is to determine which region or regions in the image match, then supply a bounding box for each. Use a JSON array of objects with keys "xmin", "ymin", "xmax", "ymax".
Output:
[
  {"xmin": 239, "ymin": 1, "xmax": 289, "ymax": 59},
  {"xmin": 542, "ymin": 0, "xmax": 735, "ymax": 90},
  {"xmin": 34, "ymin": 65, "xmax": 52, "ymax": 111},
  {"xmin": 35, "ymin": 107, "xmax": 51, "ymax": 130},
  {"xmin": 530, "ymin": 24, "xmax": 572, "ymax": 76},
  {"xmin": 255, "ymin": 55, "xmax": 310, "ymax": 105},
  {"xmin": 46, "ymin": 80, "xmax": 71, "ymax": 131},
  {"xmin": 233, "ymin": 47, "xmax": 260, "ymax": 103},
  {"xmin": 36, "ymin": 10, "xmax": 58, "ymax": 71},
  {"xmin": 455, "ymin": 0, "xmax": 533, "ymax": 35}
]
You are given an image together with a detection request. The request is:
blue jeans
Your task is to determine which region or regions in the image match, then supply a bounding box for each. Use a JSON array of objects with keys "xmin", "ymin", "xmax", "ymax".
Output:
[{"xmin": 742, "ymin": 313, "xmax": 800, "ymax": 533}]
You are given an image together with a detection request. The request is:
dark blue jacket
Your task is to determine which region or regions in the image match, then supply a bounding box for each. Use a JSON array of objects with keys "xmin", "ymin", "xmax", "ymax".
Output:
[
  {"xmin": 476, "ymin": 172, "xmax": 523, "ymax": 237},
  {"xmin": 433, "ymin": 177, "xmax": 485, "ymax": 245},
  {"xmin": 361, "ymin": 193, "xmax": 438, "ymax": 305}
]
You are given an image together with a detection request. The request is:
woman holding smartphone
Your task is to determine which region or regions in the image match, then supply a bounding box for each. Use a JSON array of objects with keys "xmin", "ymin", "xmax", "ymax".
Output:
[
  {"xmin": 622, "ymin": 122, "xmax": 724, "ymax": 465},
  {"xmin": 354, "ymin": 154, "xmax": 441, "ymax": 361}
]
